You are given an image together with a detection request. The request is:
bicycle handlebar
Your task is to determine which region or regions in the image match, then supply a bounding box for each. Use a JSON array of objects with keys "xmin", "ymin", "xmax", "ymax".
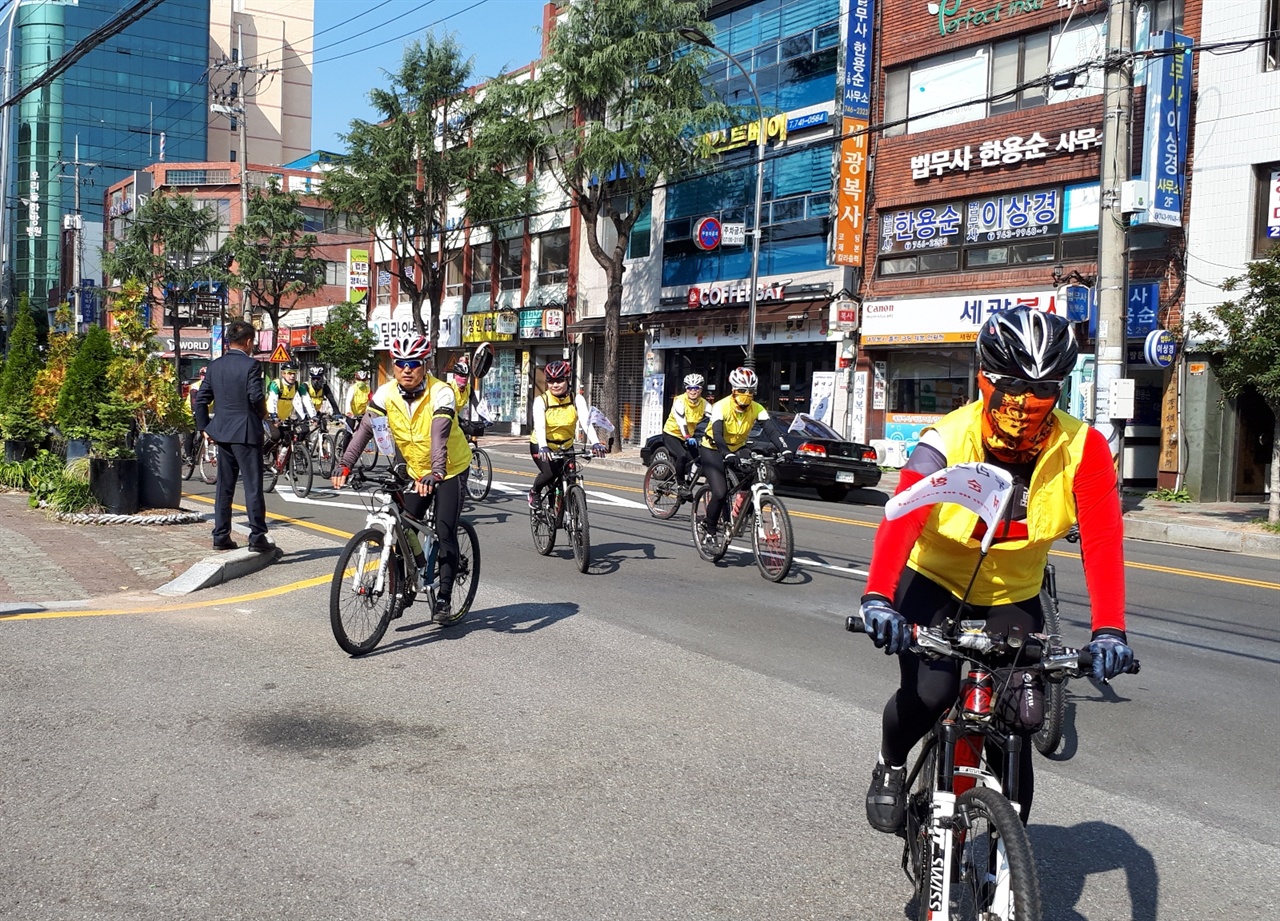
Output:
[{"xmin": 843, "ymin": 614, "xmax": 1141, "ymax": 677}]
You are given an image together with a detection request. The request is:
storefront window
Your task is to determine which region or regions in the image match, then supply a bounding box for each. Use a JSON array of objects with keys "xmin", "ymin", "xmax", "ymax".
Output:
[
  {"xmin": 478, "ymin": 348, "xmax": 519, "ymax": 424},
  {"xmin": 888, "ymin": 350, "xmax": 975, "ymax": 414}
]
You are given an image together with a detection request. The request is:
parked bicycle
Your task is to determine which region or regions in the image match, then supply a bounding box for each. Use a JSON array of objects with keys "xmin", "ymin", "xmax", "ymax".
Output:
[
  {"xmin": 460, "ymin": 418, "xmax": 492, "ymax": 501},
  {"xmin": 529, "ymin": 445, "xmax": 593, "ymax": 573},
  {"xmin": 329, "ymin": 464, "xmax": 481, "ymax": 655},
  {"xmin": 689, "ymin": 450, "xmax": 794, "ymax": 582},
  {"xmin": 263, "ymin": 417, "xmax": 314, "ymax": 498},
  {"xmin": 845, "ymin": 613, "xmax": 1139, "ymax": 921},
  {"xmin": 643, "ymin": 441, "xmax": 703, "ymax": 519}
]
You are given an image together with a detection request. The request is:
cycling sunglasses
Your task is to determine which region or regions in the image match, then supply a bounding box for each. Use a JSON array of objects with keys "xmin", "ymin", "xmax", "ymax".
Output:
[
  {"xmin": 685, "ymin": 385, "xmax": 702, "ymax": 391},
  {"xmin": 732, "ymin": 388, "xmax": 754, "ymax": 395},
  {"xmin": 393, "ymin": 359, "xmax": 425, "ymax": 370},
  {"xmin": 983, "ymin": 371, "xmax": 1062, "ymax": 399}
]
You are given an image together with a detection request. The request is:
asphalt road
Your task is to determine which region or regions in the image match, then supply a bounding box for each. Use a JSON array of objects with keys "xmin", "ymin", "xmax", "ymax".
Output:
[{"xmin": 2, "ymin": 443, "xmax": 1277, "ymax": 920}]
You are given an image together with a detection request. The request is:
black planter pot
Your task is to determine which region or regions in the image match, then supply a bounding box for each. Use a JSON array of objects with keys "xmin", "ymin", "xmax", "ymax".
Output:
[
  {"xmin": 4, "ymin": 440, "xmax": 37, "ymax": 463},
  {"xmin": 65, "ymin": 438, "xmax": 91, "ymax": 463},
  {"xmin": 136, "ymin": 432, "xmax": 182, "ymax": 509},
  {"xmin": 90, "ymin": 457, "xmax": 140, "ymax": 515}
]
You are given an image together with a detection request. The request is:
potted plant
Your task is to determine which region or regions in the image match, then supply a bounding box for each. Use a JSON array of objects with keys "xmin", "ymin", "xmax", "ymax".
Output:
[
  {"xmin": 56, "ymin": 324, "xmax": 114, "ymax": 460},
  {"xmin": 88, "ymin": 396, "xmax": 141, "ymax": 515},
  {"xmin": 33, "ymin": 305, "xmax": 81, "ymax": 458},
  {"xmin": 0, "ymin": 299, "xmax": 47, "ymax": 461},
  {"xmin": 106, "ymin": 283, "xmax": 192, "ymax": 509}
]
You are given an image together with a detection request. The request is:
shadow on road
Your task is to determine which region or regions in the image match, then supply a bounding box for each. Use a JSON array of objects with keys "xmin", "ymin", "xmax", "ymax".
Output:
[
  {"xmin": 367, "ymin": 601, "xmax": 579, "ymax": 657},
  {"xmin": 1031, "ymin": 821, "xmax": 1159, "ymax": 921}
]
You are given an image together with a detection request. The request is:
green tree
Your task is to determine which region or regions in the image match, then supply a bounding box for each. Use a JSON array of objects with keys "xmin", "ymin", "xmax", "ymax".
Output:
[
  {"xmin": 314, "ymin": 300, "xmax": 376, "ymax": 394},
  {"xmin": 32, "ymin": 304, "xmax": 80, "ymax": 426},
  {"xmin": 56, "ymin": 324, "xmax": 114, "ymax": 442},
  {"xmin": 485, "ymin": 0, "xmax": 729, "ymax": 446},
  {"xmin": 101, "ymin": 190, "xmax": 226, "ymax": 394},
  {"xmin": 0, "ymin": 297, "xmax": 46, "ymax": 443},
  {"xmin": 320, "ymin": 32, "xmax": 533, "ymax": 343},
  {"xmin": 223, "ymin": 176, "xmax": 326, "ymax": 339},
  {"xmin": 1190, "ymin": 247, "xmax": 1280, "ymax": 522}
]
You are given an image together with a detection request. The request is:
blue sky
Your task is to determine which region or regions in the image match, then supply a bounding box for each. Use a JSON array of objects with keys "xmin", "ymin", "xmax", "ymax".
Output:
[{"xmin": 310, "ymin": 0, "xmax": 548, "ymax": 153}]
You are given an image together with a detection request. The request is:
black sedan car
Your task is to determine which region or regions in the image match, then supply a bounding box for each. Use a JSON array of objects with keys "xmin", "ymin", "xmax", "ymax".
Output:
[{"xmin": 640, "ymin": 413, "xmax": 881, "ymax": 503}]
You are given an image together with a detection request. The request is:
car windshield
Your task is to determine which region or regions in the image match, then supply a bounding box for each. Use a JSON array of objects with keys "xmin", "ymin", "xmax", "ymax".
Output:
[{"xmin": 776, "ymin": 412, "xmax": 841, "ymax": 440}]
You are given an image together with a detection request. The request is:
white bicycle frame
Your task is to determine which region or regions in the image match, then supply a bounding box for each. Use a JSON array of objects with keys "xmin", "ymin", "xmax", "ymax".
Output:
[{"xmin": 349, "ymin": 488, "xmax": 435, "ymax": 599}]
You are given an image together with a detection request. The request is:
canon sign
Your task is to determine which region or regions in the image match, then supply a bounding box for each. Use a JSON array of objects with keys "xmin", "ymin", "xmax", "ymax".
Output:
[{"xmin": 686, "ymin": 282, "xmax": 786, "ymax": 308}]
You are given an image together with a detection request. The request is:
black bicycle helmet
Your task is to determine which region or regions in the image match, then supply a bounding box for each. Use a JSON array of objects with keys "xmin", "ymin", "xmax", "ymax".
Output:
[{"xmin": 975, "ymin": 307, "xmax": 1078, "ymax": 381}]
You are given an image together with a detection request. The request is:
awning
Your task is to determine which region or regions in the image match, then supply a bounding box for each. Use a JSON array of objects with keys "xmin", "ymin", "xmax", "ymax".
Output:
[{"xmin": 566, "ymin": 299, "xmax": 829, "ymax": 335}]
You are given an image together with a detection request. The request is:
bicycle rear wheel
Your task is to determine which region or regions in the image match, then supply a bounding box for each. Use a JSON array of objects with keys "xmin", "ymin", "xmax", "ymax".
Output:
[
  {"xmin": 689, "ymin": 486, "xmax": 728, "ymax": 562},
  {"xmin": 314, "ymin": 432, "xmax": 337, "ymax": 478},
  {"xmin": 530, "ymin": 490, "xmax": 557, "ymax": 555},
  {"xmin": 329, "ymin": 528, "xmax": 403, "ymax": 655},
  {"xmin": 288, "ymin": 443, "xmax": 314, "ymax": 498},
  {"xmin": 360, "ymin": 436, "xmax": 380, "ymax": 470},
  {"xmin": 566, "ymin": 485, "xmax": 591, "ymax": 573},
  {"xmin": 752, "ymin": 494, "xmax": 793, "ymax": 581},
  {"xmin": 1034, "ymin": 576, "xmax": 1066, "ymax": 756},
  {"xmin": 199, "ymin": 439, "xmax": 218, "ymax": 485},
  {"xmin": 643, "ymin": 461, "xmax": 681, "ymax": 519},
  {"xmin": 263, "ymin": 445, "xmax": 280, "ymax": 493},
  {"xmin": 181, "ymin": 440, "xmax": 196, "ymax": 480},
  {"xmin": 436, "ymin": 518, "xmax": 480, "ymax": 626},
  {"xmin": 467, "ymin": 447, "xmax": 492, "ymax": 501},
  {"xmin": 947, "ymin": 786, "xmax": 1042, "ymax": 921}
]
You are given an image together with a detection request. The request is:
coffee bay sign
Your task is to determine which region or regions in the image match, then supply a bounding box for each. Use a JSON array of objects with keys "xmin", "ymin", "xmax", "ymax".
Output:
[{"xmin": 686, "ymin": 282, "xmax": 787, "ymax": 308}]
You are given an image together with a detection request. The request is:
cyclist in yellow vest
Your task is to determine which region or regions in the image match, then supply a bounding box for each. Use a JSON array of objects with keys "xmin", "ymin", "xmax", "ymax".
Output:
[
  {"xmin": 527, "ymin": 359, "xmax": 607, "ymax": 508},
  {"xmin": 698, "ymin": 366, "xmax": 789, "ymax": 546},
  {"xmin": 331, "ymin": 334, "xmax": 472, "ymax": 624},
  {"xmin": 661, "ymin": 372, "xmax": 709, "ymax": 489},
  {"xmin": 184, "ymin": 367, "xmax": 209, "ymax": 460},
  {"xmin": 306, "ymin": 366, "xmax": 341, "ymax": 416},
  {"xmin": 344, "ymin": 369, "xmax": 371, "ymax": 419},
  {"xmin": 266, "ymin": 365, "xmax": 316, "ymax": 423}
]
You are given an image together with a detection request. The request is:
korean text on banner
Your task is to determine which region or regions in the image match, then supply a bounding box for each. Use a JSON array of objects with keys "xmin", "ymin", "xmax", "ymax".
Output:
[
  {"xmin": 829, "ymin": 0, "xmax": 874, "ymax": 268},
  {"xmin": 1140, "ymin": 32, "xmax": 1192, "ymax": 227},
  {"xmin": 347, "ymin": 248, "xmax": 370, "ymax": 304}
]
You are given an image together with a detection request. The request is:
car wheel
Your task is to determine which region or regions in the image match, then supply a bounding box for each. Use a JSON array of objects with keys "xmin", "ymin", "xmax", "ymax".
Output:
[
  {"xmin": 650, "ymin": 448, "xmax": 672, "ymax": 470},
  {"xmin": 816, "ymin": 484, "xmax": 849, "ymax": 503}
]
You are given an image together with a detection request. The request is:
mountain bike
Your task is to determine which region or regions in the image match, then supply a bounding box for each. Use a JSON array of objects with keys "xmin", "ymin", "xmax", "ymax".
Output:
[
  {"xmin": 333, "ymin": 414, "xmax": 381, "ymax": 471},
  {"xmin": 643, "ymin": 441, "xmax": 703, "ymax": 519},
  {"xmin": 689, "ymin": 451, "xmax": 794, "ymax": 582},
  {"xmin": 529, "ymin": 446, "xmax": 593, "ymax": 573},
  {"xmin": 263, "ymin": 417, "xmax": 314, "ymax": 498},
  {"xmin": 845, "ymin": 614, "xmax": 1139, "ymax": 921},
  {"xmin": 460, "ymin": 419, "xmax": 492, "ymax": 501},
  {"xmin": 307, "ymin": 413, "xmax": 338, "ymax": 478},
  {"xmin": 329, "ymin": 464, "xmax": 481, "ymax": 656}
]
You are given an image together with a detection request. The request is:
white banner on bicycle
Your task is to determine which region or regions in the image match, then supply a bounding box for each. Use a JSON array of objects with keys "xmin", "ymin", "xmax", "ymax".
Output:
[
  {"xmin": 370, "ymin": 415, "xmax": 396, "ymax": 457},
  {"xmin": 885, "ymin": 462, "xmax": 1014, "ymax": 551}
]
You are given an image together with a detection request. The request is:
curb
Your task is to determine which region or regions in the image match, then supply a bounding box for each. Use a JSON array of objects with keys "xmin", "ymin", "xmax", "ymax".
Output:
[
  {"xmin": 155, "ymin": 540, "xmax": 282, "ymax": 596},
  {"xmin": 1123, "ymin": 516, "xmax": 1280, "ymax": 559}
]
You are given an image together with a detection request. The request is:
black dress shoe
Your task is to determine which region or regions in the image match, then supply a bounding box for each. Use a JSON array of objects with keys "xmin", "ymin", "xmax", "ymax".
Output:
[
  {"xmin": 247, "ymin": 539, "xmax": 273, "ymax": 553},
  {"xmin": 212, "ymin": 539, "xmax": 240, "ymax": 551}
]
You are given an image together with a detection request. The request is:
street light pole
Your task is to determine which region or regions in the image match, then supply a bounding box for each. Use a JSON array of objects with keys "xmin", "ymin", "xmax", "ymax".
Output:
[{"xmin": 677, "ymin": 26, "xmax": 765, "ymax": 370}]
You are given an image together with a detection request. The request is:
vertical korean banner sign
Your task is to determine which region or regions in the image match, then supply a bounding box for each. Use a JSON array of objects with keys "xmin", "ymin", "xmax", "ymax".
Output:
[
  {"xmin": 829, "ymin": 0, "xmax": 875, "ymax": 267},
  {"xmin": 1141, "ymin": 32, "xmax": 1192, "ymax": 227},
  {"xmin": 347, "ymin": 248, "xmax": 370, "ymax": 305}
]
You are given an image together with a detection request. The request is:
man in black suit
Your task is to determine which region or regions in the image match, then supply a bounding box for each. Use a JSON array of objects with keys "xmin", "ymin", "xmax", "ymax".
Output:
[{"xmin": 193, "ymin": 320, "xmax": 272, "ymax": 552}]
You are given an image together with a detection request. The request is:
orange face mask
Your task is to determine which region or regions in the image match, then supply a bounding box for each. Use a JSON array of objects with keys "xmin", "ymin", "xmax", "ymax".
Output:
[{"xmin": 978, "ymin": 374, "xmax": 1058, "ymax": 463}]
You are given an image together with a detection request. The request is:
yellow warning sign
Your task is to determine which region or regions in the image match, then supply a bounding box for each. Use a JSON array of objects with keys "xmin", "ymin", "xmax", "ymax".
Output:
[{"xmin": 270, "ymin": 344, "xmax": 291, "ymax": 363}]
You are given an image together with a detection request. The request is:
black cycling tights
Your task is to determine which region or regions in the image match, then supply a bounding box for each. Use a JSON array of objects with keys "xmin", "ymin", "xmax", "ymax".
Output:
[
  {"xmin": 880, "ymin": 567, "xmax": 1044, "ymax": 821},
  {"xmin": 401, "ymin": 475, "xmax": 462, "ymax": 600},
  {"xmin": 662, "ymin": 433, "xmax": 696, "ymax": 481},
  {"xmin": 529, "ymin": 444, "xmax": 566, "ymax": 495},
  {"xmin": 698, "ymin": 445, "xmax": 731, "ymax": 533}
]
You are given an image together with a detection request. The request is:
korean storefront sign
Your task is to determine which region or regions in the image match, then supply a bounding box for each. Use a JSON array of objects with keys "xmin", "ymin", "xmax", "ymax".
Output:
[
  {"xmin": 931, "ymin": 0, "xmax": 1063, "ymax": 37},
  {"xmin": 705, "ymin": 113, "xmax": 788, "ymax": 154},
  {"xmin": 829, "ymin": 0, "xmax": 875, "ymax": 268},
  {"xmin": 861, "ymin": 290, "xmax": 1056, "ymax": 346},
  {"xmin": 346, "ymin": 248, "xmax": 369, "ymax": 304},
  {"xmin": 1139, "ymin": 31, "xmax": 1192, "ymax": 227},
  {"xmin": 880, "ymin": 202, "xmax": 963, "ymax": 254},
  {"xmin": 1267, "ymin": 170, "xmax": 1280, "ymax": 239},
  {"xmin": 964, "ymin": 189, "xmax": 1061, "ymax": 242},
  {"xmin": 462, "ymin": 311, "xmax": 517, "ymax": 343},
  {"xmin": 367, "ymin": 306, "xmax": 416, "ymax": 351},
  {"xmin": 911, "ymin": 127, "xmax": 1101, "ymax": 181},
  {"xmin": 685, "ymin": 281, "xmax": 786, "ymax": 308},
  {"xmin": 517, "ymin": 308, "xmax": 565, "ymax": 339},
  {"xmin": 1087, "ymin": 281, "xmax": 1161, "ymax": 339}
]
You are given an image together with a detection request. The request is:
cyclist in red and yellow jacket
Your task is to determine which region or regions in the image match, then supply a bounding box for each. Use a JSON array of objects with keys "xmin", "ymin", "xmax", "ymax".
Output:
[{"xmin": 859, "ymin": 306, "xmax": 1134, "ymax": 834}]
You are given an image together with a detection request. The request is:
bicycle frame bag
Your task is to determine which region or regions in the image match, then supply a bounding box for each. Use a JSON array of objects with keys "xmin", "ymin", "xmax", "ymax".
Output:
[{"xmin": 993, "ymin": 667, "xmax": 1045, "ymax": 733}]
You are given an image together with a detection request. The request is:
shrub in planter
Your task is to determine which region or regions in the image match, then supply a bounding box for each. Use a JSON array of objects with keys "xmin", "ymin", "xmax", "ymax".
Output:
[{"xmin": 56, "ymin": 325, "xmax": 114, "ymax": 443}]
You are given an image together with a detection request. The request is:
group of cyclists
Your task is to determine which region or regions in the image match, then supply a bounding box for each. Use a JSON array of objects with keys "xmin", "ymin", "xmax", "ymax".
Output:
[{"xmin": 263, "ymin": 307, "xmax": 1140, "ymax": 861}]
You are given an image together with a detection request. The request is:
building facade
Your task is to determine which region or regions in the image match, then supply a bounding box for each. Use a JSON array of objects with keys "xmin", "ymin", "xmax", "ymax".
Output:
[
  {"xmin": 1183, "ymin": 0, "xmax": 1278, "ymax": 501},
  {"xmin": 857, "ymin": 0, "xmax": 1198, "ymax": 485}
]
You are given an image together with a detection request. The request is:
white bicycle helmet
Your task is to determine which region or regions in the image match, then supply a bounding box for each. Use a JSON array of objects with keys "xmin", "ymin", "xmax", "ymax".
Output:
[
  {"xmin": 728, "ymin": 367, "xmax": 758, "ymax": 393},
  {"xmin": 683, "ymin": 373, "xmax": 705, "ymax": 389}
]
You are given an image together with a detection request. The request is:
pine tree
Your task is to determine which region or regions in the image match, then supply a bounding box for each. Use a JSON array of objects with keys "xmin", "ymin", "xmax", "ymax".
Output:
[{"xmin": 0, "ymin": 298, "xmax": 47, "ymax": 443}]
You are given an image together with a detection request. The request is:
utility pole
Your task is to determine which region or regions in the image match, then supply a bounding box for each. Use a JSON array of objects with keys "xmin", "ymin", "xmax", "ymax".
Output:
[
  {"xmin": 56, "ymin": 135, "xmax": 97, "ymax": 331},
  {"xmin": 1094, "ymin": 0, "xmax": 1133, "ymax": 470}
]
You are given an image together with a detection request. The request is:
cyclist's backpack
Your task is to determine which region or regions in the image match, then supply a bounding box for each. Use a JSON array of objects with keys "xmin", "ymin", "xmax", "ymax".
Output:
[{"xmin": 994, "ymin": 667, "xmax": 1045, "ymax": 733}]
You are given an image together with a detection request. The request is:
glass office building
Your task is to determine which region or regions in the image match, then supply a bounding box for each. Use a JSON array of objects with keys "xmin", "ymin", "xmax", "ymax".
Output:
[{"xmin": 1, "ymin": 0, "xmax": 210, "ymax": 319}]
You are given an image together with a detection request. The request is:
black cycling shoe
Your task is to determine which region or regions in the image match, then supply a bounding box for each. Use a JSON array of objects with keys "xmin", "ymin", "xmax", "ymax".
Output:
[
  {"xmin": 866, "ymin": 761, "xmax": 907, "ymax": 833},
  {"xmin": 434, "ymin": 594, "xmax": 464, "ymax": 626}
]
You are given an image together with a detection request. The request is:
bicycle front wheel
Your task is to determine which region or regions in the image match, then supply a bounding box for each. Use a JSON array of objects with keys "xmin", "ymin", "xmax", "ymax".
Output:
[
  {"xmin": 947, "ymin": 786, "xmax": 1042, "ymax": 921},
  {"xmin": 437, "ymin": 518, "xmax": 481, "ymax": 627},
  {"xmin": 1034, "ymin": 580, "xmax": 1066, "ymax": 756},
  {"xmin": 288, "ymin": 443, "xmax": 314, "ymax": 498},
  {"xmin": 467, "ymin": 447, "xmax": 492, "ymax": 501},
  {"xmin": 752, "ymin": 494, "xmax": 794, "ymax": 582},
  {"xmin": 263, "ymin": 445, "xmax": 281, "ymax": 493},
  {"xmin": 329, "ymin": 528, "xmax": 403, "ymax": 655},
  {"xmin": 181, "ymin": 440, "xmax": 196, "ymax": 480},
  {"xmin": 643, "ymin": 460, "xmax": 681, "ymax": 519},
  {"xmin": 530, "ymin": 491, "xmax": 557, "ymax": 555},
  {"xmin": 199, "ymin": 440, "xmax": 218, "ymax": 485},
  {"xmin": 566, "ymin": 485, "xmax": 591, "ymax": 573}
]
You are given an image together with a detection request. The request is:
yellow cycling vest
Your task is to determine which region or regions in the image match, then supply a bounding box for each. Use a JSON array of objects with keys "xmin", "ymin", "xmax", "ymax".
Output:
[
  {"xmin": 701, "ymin": 396, "xmax": 765, "ymax": 453},
  {"xmin": 350, "ymin": 382, "xmax": 370, "ymax": 417},
  {"xmin": 907, "ymin": 401, "xmax": 1091, "ymax": 607},
  {"xmin": 273, "ymin": 379, "xmax": 298, "ymax": 418},
  {"xmin": 450, "ymin": 380, "xmax": 471, "ymax": 413},
  {"xmin": 664, "ymin": 393, "xmax": 708, "ymax": 438},
  {"xmin": 380, "ymin": 378, "xmax": 472, "ymax": 481},
  {"xmin": 531, "ymin": 391, "xmax": 578, "ymax": 447}
]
